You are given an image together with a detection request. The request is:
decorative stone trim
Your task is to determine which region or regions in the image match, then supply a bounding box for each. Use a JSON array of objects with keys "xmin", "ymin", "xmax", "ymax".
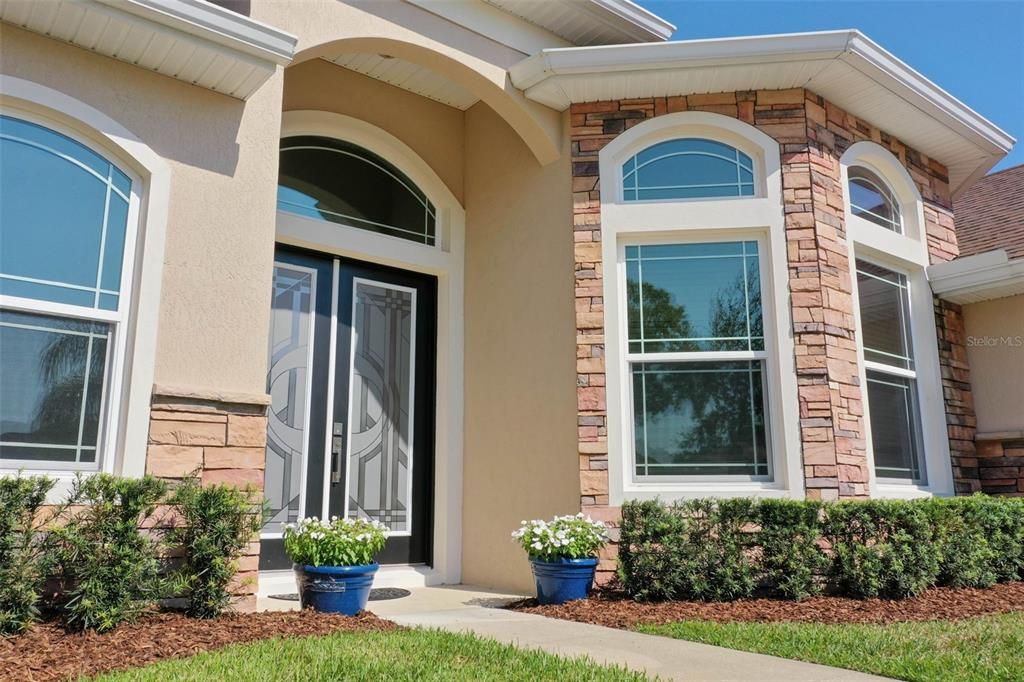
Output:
[
  {"xmin": 146, "ymin": 389, "xmax": 268, "ymax": 610},
  {"xmin": 976, "ymin": 438, "xmax": 1024, "ymax": 496},
  {"xmin": 569, "ymin": 88, "xmax": 978, "ymax": 580},
  {"xmin": 933, "ymin": 299, "xmax": 981, "ymax": 494}
]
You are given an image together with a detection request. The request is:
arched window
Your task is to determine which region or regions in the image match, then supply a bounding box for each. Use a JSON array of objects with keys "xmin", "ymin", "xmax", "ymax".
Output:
[
  {"xmin": 278, "ymin": 136, "xmax": 436, "ymax": 245},
  {"xmin": 0, "ymin": 114, "xmax": 136, "ymax": 471},
  {"xmin": 622, "ymin": 138, "xmax": 755, "ymax": 201},
  {"xmin": 848, "ymin": 166, "xmax": 902, "ymax": 233}
]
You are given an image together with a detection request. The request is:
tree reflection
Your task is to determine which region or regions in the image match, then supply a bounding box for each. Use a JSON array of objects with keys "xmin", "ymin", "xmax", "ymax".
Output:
[{"xmin": 631, "ymin": 267, "xmax": 764, "ymax": 473}]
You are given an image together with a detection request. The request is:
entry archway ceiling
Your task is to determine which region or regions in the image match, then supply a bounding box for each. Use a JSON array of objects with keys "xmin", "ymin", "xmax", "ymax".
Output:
[{"xmin": 325, "ymin": 53, "xmax": 480, "ymax": 111}]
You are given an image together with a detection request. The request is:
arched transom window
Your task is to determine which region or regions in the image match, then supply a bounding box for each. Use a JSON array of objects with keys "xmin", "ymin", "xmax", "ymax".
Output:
[
  {"xmin": 278, "ymin": 136, "xmax": 436, "ymax": 246},
  {"xmin": 622, "ymin": 138, "xmax": 754, "ymax": 201},
  {"xmin": 0, "ymin": 114, "xmax": 136, "ymax": 471},
  {"xmin": 848, "ymin": 166, "xmax": 902, "ymax": 233}
]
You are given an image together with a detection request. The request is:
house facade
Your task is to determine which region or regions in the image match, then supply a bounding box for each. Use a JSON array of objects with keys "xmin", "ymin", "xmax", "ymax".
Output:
[{"xmin": 0, "ymin": 0, "xmax": 1015, "ymax": 601}]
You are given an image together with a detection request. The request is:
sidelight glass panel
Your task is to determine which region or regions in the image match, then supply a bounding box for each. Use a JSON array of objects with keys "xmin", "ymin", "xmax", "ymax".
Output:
[
  {"xmin": 632, "ymin": 360, "xmax": 769, "ymax": 477},
  {"xmin": 263, "ymin": 265, "xmax": 316, "ymax": 534},
  {"xmin": 346, "ymin": 280, "xmax": 415, "ymax": 534},
  {"xmin": 0, "ymin": 310, "xmax": 110, "ymax": 467}
]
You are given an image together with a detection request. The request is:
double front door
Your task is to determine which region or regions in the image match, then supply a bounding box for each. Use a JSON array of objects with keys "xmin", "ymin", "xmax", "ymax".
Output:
[{"xmin": 261, "ymin": 246, "xmax": 436, "ymax": 569}]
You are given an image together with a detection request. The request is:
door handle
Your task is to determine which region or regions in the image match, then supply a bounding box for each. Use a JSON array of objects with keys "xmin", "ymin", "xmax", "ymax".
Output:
[{"xmin": 331, "ymin": 421, "xmax": 344, "ymax": 484}]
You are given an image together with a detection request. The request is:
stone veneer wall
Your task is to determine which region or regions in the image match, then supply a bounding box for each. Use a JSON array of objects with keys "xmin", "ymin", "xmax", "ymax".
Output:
[
  {"xmin": 145, "ymin": 387, "xmax": 269, "ymax": 610},
  {"xmin": 975, "ymin": 437, "xmax": 1024, "ymax": 496},
  {"xmin": 570, "ymin": 89, "xmax": 980, "ymax": 576}
]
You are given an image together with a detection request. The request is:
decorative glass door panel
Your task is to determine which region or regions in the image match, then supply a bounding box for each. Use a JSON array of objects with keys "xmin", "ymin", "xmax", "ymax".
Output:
[
  {"xmin": 264, "ymin": 265, "xmax": 316, "ymax": 534},
  {"xmin": 262, "ymin": 247, "xmax": 435, "ymax": 569},
  {"xmin": 346, "ymin": 280, "xmax": 416, "ymax": 535}
]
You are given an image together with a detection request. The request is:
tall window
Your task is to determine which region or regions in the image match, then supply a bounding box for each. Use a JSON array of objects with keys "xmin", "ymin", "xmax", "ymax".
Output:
[
  {"xmin": 0, "ymin": 114, "xmax": 135, "ymax": 471},
  {"xmin": 856, "ymin": 260, "xmax": 923, "ymax": 482},
  {"xmin": 622, "ymin": 138, "xmax": 754, "ymax": 201},
  {"xmin": 626, "ymin": 241, "xmax": 769, "ymax": 478},
  {"xmin": 848, "ymin": 166, "xmax": 901, "ymax": 233},
  {"xmin": 278, "ymin": 136, "xmax": 436, "ymax": 245}
]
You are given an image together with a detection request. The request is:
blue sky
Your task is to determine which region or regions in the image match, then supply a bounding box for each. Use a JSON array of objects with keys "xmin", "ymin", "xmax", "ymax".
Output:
[{"xmin": 638, "ymin": 1, "xmax": 1024, "ymax": 171}]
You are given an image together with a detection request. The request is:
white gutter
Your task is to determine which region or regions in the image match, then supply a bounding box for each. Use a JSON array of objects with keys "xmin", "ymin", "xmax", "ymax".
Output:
[
  {"xmin": 929, "ymin": 250, "xmax": 1024, "ymax": 304},
  {"xmin": 582, "ymin": 0, "xmax": 676, "ymax": 43},
  {"xmin": 94, "ymin": 0, "xmax": 297, "ymax": 65},
  {"xmin": 510, "ymin": 29, "xmax": 854, "ymax": 89}
]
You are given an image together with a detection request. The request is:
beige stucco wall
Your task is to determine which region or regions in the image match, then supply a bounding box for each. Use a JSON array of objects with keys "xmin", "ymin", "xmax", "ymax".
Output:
[
  {"xmin": 963, "ymin": 294, "xmax": 1024, "ymax": 435},
  {"xmin": 282, "ymin": 59, "xmax": 465, "ymax": 203},
  {"xmin": 463, "ymin": 104, "xmax": 579, "ymax": 593},
  {"xmin": 0, "ymin": 26, "xmax": 282, "ymax": 398}
]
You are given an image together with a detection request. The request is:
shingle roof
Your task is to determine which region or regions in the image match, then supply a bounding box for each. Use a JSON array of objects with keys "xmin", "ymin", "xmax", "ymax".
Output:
[{"xmin": 953, "ymin": 164, "xmax": 1024, "ymax": 259}]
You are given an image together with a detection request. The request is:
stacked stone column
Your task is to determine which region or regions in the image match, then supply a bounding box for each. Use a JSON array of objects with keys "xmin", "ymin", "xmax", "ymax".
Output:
[{"xmin": 145, "ymin": 386, "xmax": 269, "ymax": 611}]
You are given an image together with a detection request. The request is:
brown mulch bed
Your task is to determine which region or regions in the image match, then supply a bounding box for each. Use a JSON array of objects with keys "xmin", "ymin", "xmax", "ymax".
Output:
[
  {"xmin": 509, "ymin": 581, "xmax": 1024, "ymax": 628},
  {"xmin": 0, "ymin": 610, "xmax": 398, "ymax": 682}
]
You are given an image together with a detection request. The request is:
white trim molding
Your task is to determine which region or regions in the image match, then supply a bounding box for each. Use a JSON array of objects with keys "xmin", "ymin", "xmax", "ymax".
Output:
[
  {"xmin": 481, "ymin": 0, "xmax": 674, "ymax": 46},
  {"xmin": 841, "ymin": 142, "xmax": 955, "ymax": 498},
  {"xmin": 929, "ymin": 250, "xmax": 1024, "ymax": 304},
  {"xmin": 273, "ymin": 110, "xmax": 464, "ymax": 587},
  {"xmin": 0, "ymin": 75, "xmax": 170, "ymax": 499},
  {"xmin": 0, "ymin": 0, "xmax": 297, "ymax": 100},
  {"xmin": 599, "ymin": 111, "xmax": 802, "ymax": 504},
  {"xmin": 510, "ymin": 30, "xmax": 1014, "ymax": 197}
]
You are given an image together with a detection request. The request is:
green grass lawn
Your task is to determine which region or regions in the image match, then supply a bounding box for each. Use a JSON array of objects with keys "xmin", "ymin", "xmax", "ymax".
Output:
[
  {"xmin": 638, "ymin": 612, "xmax": 1024, "ymax": 682},
  {"xmin": 95, "ymin": 628, "xmax": 649, "ymax": 681}
]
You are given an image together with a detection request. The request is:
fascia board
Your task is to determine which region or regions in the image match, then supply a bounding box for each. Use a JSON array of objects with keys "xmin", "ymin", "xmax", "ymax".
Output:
[
  {"xmin": 94, "ymin": 0, "xmax": 297, "ymax": 65},
  {"xmin": 510, "ymin": 30, "xmax": 853, "ymax": 90},
  {"xmin": 928, "ymin": 249, "xmax": 1024, "ymax": 303}
]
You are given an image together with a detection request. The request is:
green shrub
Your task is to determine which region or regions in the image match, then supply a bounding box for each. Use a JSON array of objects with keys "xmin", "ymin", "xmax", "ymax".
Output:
[
  {"xmin": 49, "ymin": 474, "xmax": 169, "ymax": 632},
  {"xmin": 618, "ymin": 499, "xmax": 755, "ymax": 602},
  {"xmin": 169, "ymin": 477, "xmax": 265, "ymax": 619},
  {"xmin": 982, "ymin": 497, "xmax": 1024, "ymax": 582},
  {"xmin": 618, "ymin": 496, "xmax": 1019, "ymax": 602},
  {"xmin": 821, "ymin": 500, "xmax": 940, "ymax": 599},
  {"xmin": 925, "ymin": 497, "xmax": 997, "ymax": 588},
  {"xmin": 755, "ymin": 499, "xmax": 827, "ymax": 600},
  {"xmin": 617, "ymin": 500, "xmax": 686, "ymax": 602},
  {"xmin": 0, "ymin": 475, "xmax": 54, "ymax": 634}
]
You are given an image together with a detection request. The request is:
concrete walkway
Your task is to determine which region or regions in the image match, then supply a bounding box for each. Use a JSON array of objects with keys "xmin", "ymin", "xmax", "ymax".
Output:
[{"xmin": 359, "ymin": 586, "xmax": 886, "ymax": 682}]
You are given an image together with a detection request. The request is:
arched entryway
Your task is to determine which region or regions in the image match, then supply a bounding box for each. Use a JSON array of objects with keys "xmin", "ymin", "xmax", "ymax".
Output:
[{"xmin": 260, "ymin": 111, "xmax": 465, "ymax": 589}]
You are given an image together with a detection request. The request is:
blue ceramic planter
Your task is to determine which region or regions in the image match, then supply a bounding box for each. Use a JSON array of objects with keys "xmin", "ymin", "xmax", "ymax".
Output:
[
  {"xmin": 530, "ymin": 557, "xmax": 598, "ymax": 605},
  {"xmin": 294, "ymin": 563, "xmax": 378, "ymax": 615}
]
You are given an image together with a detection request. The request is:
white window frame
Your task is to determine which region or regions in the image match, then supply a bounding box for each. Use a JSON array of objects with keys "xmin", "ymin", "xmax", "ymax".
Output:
[
  {"xmin": 600, "ymin": 112, "xmax": 802, "ymax": 504},
  {"xmin": 842, "ymin": 141, "xmax": 954, "ymax": 498},
  {"xmin": 623, "ymin": 235, "xmax": 774, "ymax": 483},
  {"xmin": 0, "ymin": 77, "xmax": 170, "ymax": 498}
]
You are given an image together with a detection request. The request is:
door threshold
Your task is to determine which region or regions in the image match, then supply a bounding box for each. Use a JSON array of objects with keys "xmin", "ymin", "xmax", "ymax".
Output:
[{"xmin": 257, "ymin": 563, "xmax": 444, "ymax": 598}]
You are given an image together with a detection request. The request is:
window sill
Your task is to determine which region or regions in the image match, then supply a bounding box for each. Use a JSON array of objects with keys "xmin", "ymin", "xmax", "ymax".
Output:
[
  {"xmin": 0, "ymin": 467, "xmax": 100, "ymax": 504},
  {"xmin": 873, "ymin": 482, "xmax": 952, "ymax": 499},
  {"xmin": 618, "ymin": 480, "xmax": 793, "ymax": 504}
]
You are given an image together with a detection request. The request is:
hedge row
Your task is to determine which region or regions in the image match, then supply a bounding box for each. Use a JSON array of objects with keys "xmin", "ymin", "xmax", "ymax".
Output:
[
  {"xmin": 618, "ymin": 496, "xmax": 1024, "ymax": 602},
  {"xmin": 0, "ymin": 473, "xmax": 264, "ymax": 635}
]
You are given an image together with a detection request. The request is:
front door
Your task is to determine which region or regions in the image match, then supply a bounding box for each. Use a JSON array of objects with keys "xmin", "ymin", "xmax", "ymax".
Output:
[{"xmin": 261, "ymin": 246, "xmax": 436, "ymax": 569}]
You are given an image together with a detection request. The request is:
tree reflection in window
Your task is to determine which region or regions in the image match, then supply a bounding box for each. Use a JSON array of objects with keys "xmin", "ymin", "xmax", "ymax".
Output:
[{"xmin": 626, "ymin": 242, "xmax": 769, "ymax": 478}]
